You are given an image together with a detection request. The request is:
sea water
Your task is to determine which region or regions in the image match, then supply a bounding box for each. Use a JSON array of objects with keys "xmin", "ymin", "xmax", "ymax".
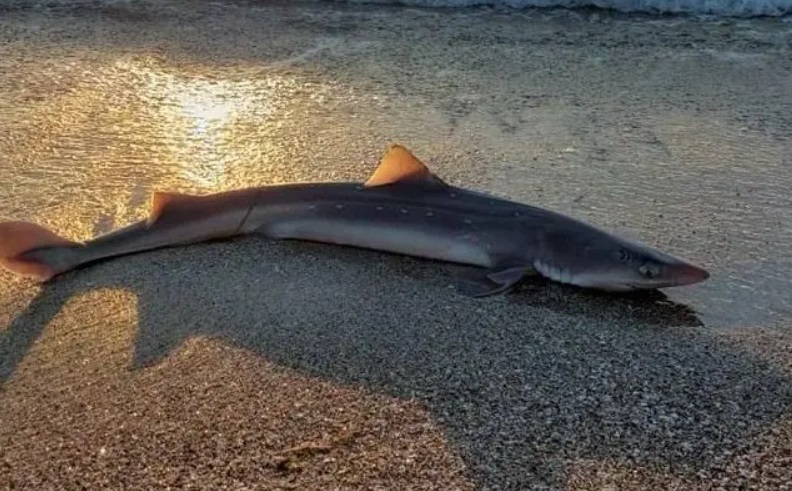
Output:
[{"xmin": 0, "ymin": 0, "xmax": 790, "ymax": 327}]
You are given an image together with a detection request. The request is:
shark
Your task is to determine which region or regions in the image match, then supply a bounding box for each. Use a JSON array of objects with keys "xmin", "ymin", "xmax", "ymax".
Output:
[{"xmin": 0, "ymin": 144, "xmax": 709, "ymax": 296}]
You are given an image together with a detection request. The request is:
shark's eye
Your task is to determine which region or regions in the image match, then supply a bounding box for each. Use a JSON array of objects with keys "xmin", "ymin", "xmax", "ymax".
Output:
[{"xmin": 618, "ymin": 249, "xmax": 630, "ymax": 263}]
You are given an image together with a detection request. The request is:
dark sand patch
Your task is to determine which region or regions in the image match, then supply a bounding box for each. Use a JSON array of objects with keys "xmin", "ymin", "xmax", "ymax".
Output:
[{"xmin": 0, "ymin": 290, "xmax": 473, "ymax": 489}]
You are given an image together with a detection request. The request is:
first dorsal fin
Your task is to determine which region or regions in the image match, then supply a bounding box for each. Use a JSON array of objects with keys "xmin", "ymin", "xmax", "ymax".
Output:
[
  {"xmin": 364, "ymin": 144, "xmax": 445, "ymax": 188},
  {"xmin": 148, "ymin": 191, "xmax": 200, "ymax": 225}
]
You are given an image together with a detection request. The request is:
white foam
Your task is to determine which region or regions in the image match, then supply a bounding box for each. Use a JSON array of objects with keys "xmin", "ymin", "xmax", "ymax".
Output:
[{"xmin": 341, "ymin": 0, "xmax": 792, "ymax": 17}]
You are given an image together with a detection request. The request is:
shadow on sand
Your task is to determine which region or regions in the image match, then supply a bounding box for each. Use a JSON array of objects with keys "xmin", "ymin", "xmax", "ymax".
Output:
[{"xmin": 2, "ymin": 238, "xmax": 791, "ymax": 488}]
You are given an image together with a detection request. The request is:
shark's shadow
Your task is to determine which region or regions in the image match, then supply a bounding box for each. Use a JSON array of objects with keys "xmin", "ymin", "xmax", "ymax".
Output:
[{"xmin": 2, "ymin": 238, "xmax": 791, "ymax": 488}]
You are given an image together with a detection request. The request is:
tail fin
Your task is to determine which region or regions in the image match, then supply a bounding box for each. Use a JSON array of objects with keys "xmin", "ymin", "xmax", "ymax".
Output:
[{"xmin": 0, "ymin": 221, "xmax": 82, "ymax": 282}]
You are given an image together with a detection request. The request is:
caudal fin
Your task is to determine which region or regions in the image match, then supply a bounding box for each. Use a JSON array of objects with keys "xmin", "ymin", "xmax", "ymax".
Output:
[{"xmin": 0, "ymin": 221, "xmax": 82, "ymax": 282}]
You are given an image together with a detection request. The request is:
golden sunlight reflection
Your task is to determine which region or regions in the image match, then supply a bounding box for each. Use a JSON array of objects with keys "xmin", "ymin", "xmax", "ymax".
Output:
[
  {"xmin": 179, "ymin": 95, "xmax": 233, "ymax": 135},
  {"xmin": 119, "ymin": 59, "xmax": 276, "ymax": 189},
  {"xmin": 3, "ymin": 53, "xmax": 342, "ymax": 232}
]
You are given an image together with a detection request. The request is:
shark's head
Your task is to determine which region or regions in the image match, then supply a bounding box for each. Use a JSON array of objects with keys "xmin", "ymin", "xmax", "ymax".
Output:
[{"xmin": 542, "ymin": 229, "xmax": 710, "ymax": 292}]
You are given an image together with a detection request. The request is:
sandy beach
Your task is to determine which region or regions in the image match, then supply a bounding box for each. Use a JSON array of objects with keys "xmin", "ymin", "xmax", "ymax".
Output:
[{"xmin": 1, "ymin": 1, "xmax": 792, "ymax": 489}]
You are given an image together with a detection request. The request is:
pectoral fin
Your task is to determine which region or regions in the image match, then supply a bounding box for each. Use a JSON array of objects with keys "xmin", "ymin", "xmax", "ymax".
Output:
[{"xmin": 454, "ymin": 265, "xmax": 534, "ymax": 298}]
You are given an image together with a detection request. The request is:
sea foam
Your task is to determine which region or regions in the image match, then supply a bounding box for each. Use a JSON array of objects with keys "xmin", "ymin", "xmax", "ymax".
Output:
[{"xmin": 340, "ymin": 0, "xmax": 792, "ymax": 17}]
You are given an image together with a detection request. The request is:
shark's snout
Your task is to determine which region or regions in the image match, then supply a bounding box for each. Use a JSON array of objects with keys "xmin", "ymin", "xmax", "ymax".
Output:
[{"xmin": 667, "ymin": 262, "xmax": 710, "ymax": 286}]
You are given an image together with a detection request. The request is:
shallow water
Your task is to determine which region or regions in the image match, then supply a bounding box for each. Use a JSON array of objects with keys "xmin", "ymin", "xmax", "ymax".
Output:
[{"xmin": 1, "ymin": 0, "xmax": 791, "ymax": 327}]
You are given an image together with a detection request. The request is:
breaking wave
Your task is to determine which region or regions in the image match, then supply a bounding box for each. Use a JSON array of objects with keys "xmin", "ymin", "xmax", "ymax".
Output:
[{"xmin": 337, "ymin": 0, "xmax": 792, "ymax": 17}]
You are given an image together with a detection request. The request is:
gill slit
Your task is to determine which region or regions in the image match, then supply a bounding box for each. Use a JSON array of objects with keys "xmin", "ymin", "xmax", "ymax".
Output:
[{"xmin": 234, "ymin": 189, "xmax": 259, "ymax": 235}]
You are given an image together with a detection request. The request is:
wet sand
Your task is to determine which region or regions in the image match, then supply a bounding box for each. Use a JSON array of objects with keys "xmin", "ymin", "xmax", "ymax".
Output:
[{"xmin": 1, "ymin": 1, "xmax": 792, "ymax": 489}]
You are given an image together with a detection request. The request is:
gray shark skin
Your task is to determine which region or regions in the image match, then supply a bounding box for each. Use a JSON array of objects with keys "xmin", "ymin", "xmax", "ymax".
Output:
[{"xmin": 0, "ymin": 145, "xmax": 709, "ymax": 295}]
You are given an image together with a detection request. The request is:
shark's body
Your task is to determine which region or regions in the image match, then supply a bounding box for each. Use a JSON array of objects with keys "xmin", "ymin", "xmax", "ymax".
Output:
[{"xmin": 0, "ymin": 145, "xmax": 709, "ymax": 294}]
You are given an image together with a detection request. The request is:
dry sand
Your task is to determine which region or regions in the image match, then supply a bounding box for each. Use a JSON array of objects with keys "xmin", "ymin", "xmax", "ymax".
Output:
[{"xmin": 1, "ymin": 1, "xmax": 792, "ymax": 489}]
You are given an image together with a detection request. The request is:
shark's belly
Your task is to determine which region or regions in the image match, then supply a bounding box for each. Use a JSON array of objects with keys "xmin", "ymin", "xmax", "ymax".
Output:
[{"xmin": 261, "ymin": 217, "xmax": 493, "ymax": 267}]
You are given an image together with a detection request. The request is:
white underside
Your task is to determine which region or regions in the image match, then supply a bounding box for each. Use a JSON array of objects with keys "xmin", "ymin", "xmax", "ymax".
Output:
[
  {"xmin": 265, "ymin": 218, "xmax": 493, "ymax": 267},
  {"xmin": 533, "ymin": 258, "xmax": 576, "ymax": 285}
]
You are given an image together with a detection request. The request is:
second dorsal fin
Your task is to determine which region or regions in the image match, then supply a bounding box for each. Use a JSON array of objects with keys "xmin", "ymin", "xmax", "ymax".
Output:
[
  {"xmin": 364, "ymin": 144, "xmax": 445, "ymax": 188},
  {"xmin": 148, "ymin": 191, "xmax": 201, "ymax": 225}
]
